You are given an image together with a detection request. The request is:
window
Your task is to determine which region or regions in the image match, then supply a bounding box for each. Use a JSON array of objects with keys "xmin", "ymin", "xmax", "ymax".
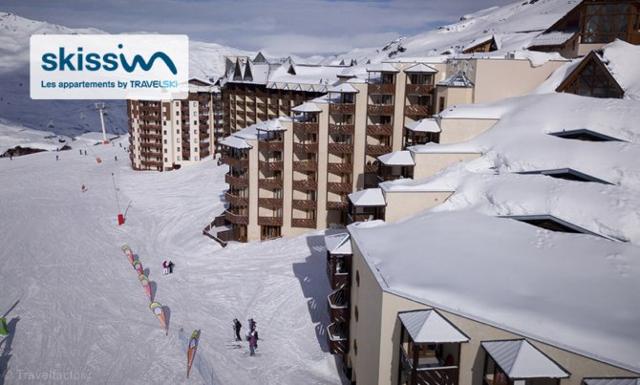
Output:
[
  {"xmin": 176, "ymin": 120, "xmax": 180, "ymax": 125},
  {"xmin": 177, "ymin": 147, "xmax": 181, "ymax": 152},
  {"xmin": 194, "ymin": 121, "xmax": 197, "ymax": 126},
  {"xmin": 355, "ymin": 270, "xmax": 360, "ymax": 287},
  {"xmin": 176, "ymin": 110, "xmax": 180, "ymax": 116},
  {"xmin": 164, "ymin": 149, "xmax": 167, "ymax": 153},
  {"xmin": 439, "ymin": 96, "xmax": 445, "ymax": 113},
  {"xmin": 582, "ymin": 3, "xmax": 634, "ymax": 43},
  {"xmin": 164, "ymin": 157, "xmax": 168, "ymax": 162},
  {"xmin": 164, "ymin": 140, "xmax": 167, "ymax": 144},
  {"xmin": 194, "ymin": 147, "xmax": 198, "ymax": 152},
  {"xmin": 194, "ymin": 129, "xmax": 197, "ymax": 134},
  {"xmin": 355, "ymin": 306, "xmax": 359, "ymax": 322},
  {"xmin": 353, "ymin": 339, "xmax": 358, "ymax": 355}
]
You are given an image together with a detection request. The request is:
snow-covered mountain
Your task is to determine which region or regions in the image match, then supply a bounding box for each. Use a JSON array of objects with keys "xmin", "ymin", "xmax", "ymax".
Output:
[
  {"xmin": 0, "ymin": 12, "xmax": 252, "ymax": 137},
  {"xmin": 324, "ymin": 0, "xmax": 580, "ymax": 65}
]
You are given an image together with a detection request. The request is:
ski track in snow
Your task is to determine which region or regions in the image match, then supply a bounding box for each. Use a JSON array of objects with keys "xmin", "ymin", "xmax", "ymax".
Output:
[{"xmin": 0, "ymin": 139, "xmax": 342, "ymax": 385}]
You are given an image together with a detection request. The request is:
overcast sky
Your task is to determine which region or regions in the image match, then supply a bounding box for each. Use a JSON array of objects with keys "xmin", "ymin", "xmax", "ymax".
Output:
[{"xmin": 4, "ymin": 0, "xmax": 514, "ymax": 56}]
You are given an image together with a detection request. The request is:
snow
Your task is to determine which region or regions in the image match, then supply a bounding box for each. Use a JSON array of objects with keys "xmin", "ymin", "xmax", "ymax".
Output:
[
  {"xmin": 600, "ymin": 40, "xmax": 640, "ymax": 100},
  {"xmin": 0, "ymin": 138, "xmax": 342, "ymax": 385},
  {"xmin": 219, "ymin": 136, "xmax": 252, "ymax": 150},
  {"xmin": 529, "ymin": 30, "xmax": 576, "ymax": 47},
  {"xmin": 482, "ymin": 340, "xmax": 569, "ymax": 378},
  {"xmin": 438, "ymin": 71, "xmax": 474, "ymax": 87},
  {"xmin": 349, "ymin": 210, "xmax": 640, "ymax": 374},
  {"xmin": 365, "ymin": 63, "xmax": 400, "ymax": 73},
  {"xmin": 348, "ymin": 188, "xmax": 386, "ymax": 207},
  {"xmin": 324, "ymin": 232, "xmax": 352, "ymax": 255},
  {"xmin": 398, "ymin": 310, "xmax": 469, "ymax": 344},
  {"xmin": 0, "ymin": 119, "xmax": 71, "ymax": 154},
  {"xmin": 405, "ymin": 118, "xmax": 441, "ymax": 133},
  {"xmin": 377, "ymin": 150, "xmax": 415, "ymax": 166},
  {"xmin": 255, "ymin": 118, "xmax": 290, "ymax": 132},
  {"xmin": 402, "ymin": 63, "xmax": 438, "ymax": 74},
  {"xmin": 327, "ymin": 83, "xmax": 359, "ymax": 94},
  {"xmin": 292, "ymin": 102, "xmax": 322, "ymax": 113}
]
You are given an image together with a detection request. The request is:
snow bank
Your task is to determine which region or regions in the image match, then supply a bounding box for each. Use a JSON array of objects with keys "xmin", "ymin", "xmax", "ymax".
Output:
[{"xmin": 0, "ymin": 119, "xmax": 70, "ymax": 154}]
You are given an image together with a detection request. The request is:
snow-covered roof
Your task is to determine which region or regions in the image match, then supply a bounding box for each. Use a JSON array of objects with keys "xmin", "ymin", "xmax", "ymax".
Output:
[
  {"xmin": 255, "ymin": 118, "xmax": 289, "ymax": 132},
  {"xmin": 482, "ymin": 340, "xmax": 569, "ymax": 379},
  {"xmin": 528, "ymin": 30, "xmax": 576, "ymax": 47},
  {"xmin": 348, "ymin": 210, "xmax": 640, "ymax": 373},
  {"xmin": 324, "ymin": 232, "xmax": 352, "ymax": 255},
  {"xmin": 348, "ymin": 188, "xmax": 386, "ymax": 207},
  {"xmin": 398, "ymin": 310, "xmax": 469, "ymax": 344},
  {"xmin": 584, "ymin": 378, "xmax": 640, "ymax": 385},
  {"xmin": 462, "ymin": 34, "xmax": 501, "ymax": 52},
  {"xmin": 219, "ymin": 135, "xmax": 251, "ymax": 150},
  {"xmin": 328, "ymin": 82, "xmax": 359, "ymax": 94},
  {"xmin": 366, "ymin": 63, "xmax": 399, "ymax": 73},
  {"xmin": 292, "ymin": 102, "xmax": 322, "ymax": 113},
  {"xmin": 438, "ymin": 71, "xmax": 474, "ymax": 87},
  {"xmin": 405, "ymin": 118, "xmax": 441, "ymax": 133},
  {"xmin": 378, "ymin": 150, "xmax": 415, "ymax": 166},
  {"xmin": 403, "ymin": 63, "xmax": 438, "ymax": 74}
]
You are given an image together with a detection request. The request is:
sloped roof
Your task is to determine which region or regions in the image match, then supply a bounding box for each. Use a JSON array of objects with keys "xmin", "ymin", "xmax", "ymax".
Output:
[
  {"xmin": 328, "ymin": 82, "xmax": 359, "ymax": 93},
  {"xmin": 529, "ymin": 30, "xmax": 576, "ymax": 47},
  {"xmin": 482, "ymin": 340, "xmax": 569, "ymax": 379},
  {"xmin": 219, "ymin": 136, "xmax": 251, "ymax": 150},
  {"xmin": 255, "ymin": 118, "xmax": 288, "ymax": 132},
  {"xmin": 399, "ymin": 310, "xmax": 469, "ymax": 343},
  {"xmin": 405, "ymin": 118, "xmax": 441, "ymax": 133},
  {"xmin": 438, "ymin": 71, "xmax": 474, "ymax": 87},
  {"xmin": 324, "ymin": 232, "xmax": 352, "ymax": 255},
  {"xmin": 292, "ymin": 102, "xmax": 322, "ymax": 113},
  {"xmin": 366, "ymin": 63, "xmax": 400, "ymax": 73},
  {"xmin": 348, "ymin": 188, "xmax": 386, "ymax": 207},
  {"xmin": 378, "ymin": 150, "xmax": 415, "ymax": 166},
  {"xmin": 403, "ymin": 63, "xmax": 438, "ymax": 74}
]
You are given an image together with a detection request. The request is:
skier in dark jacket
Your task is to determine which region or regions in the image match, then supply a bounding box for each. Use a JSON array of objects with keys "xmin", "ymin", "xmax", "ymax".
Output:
[
  {"xmin": 248, "ymin": 328, "xmax": 259, "ymax": 356},
  {"xmin": 233, "ymin": 318, "xmax": 242, "ymax": 341}
]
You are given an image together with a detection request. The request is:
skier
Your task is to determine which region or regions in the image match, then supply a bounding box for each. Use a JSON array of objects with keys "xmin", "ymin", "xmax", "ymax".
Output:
[
  {"xmin": 233, "ymin": 319, "xmax": 242, "ymax": 341},
  {"xmin": 79, "ymin": 149, "xmax": 82, "ymax": 155},
  {"xmin": 247, "ymin": 327, "xmax": 259, "ymax": 356},
  {"xmin": 81, "ymin": 184, "xmax": 87, "ymax": 193},
  {"xmin": 115, "ymin": 155, "xmax": 118, "ymax": 161},
  {"xmin": 168, "ymin": 260, "xmax": 174, "ymax": 274},
  {"xmin": 56, "ymin": 155, "xmax": 59, "ymax": 161},
  {"xmin": 248, "ymin": 318, "xmax": 256, "ymax": 331},
  {"xmin": 162, "ymin": 260, "xmax": 169, "ymax": 275}
]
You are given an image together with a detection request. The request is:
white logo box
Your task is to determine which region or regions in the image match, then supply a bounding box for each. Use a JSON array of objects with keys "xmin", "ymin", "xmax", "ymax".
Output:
[{"xmin": 30, "ymin": 34, "xmax": 189, "ymax": 100}]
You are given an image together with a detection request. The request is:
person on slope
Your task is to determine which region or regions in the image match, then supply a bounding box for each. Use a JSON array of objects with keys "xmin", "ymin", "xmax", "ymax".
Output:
[
  {"xmin": 248, "ymin": 318, "xmax": 256, "ymax": 331},
  {"xmin": 168, "ymin": 260, "xmax": 174, "ymax": 274},
  {"xmin": 247, "ymin": 326, "xmax": 259, "ymax": 356},
  {"xmin": 233, "ymin": 318, "xmax": 242, "ymax": 341},
  {"xmin": 162, "ymin": 260, "xmax": 169, "ymax": 275}
]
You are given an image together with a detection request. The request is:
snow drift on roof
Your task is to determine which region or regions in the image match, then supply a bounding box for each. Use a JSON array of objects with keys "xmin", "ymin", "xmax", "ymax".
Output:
[
  {"xmin": 482, "ymin": 340, "xmax": 569, "ymax": 379},
  {"xmin": 348, "ymin": 188, "xmax": 385, "ymax": 207},
  {"xmin": 403, "ymin": 63, "xmax": 438, "ymax": 74},
  {"xmin": 405, "ymin": 118, "xmax": 441, "ymax": 132},
  {"xmin": 529, "ymin": 30, "xmax": 576, "ymax": 47},
  {"xmin": 378, "ymin": 150, "xmax": 415, "ymax": 166},
  {"xmin": 328, "ymin": 83, "xmax": 359, "ymax": 93},
  {"xmin": 292, "ymin": 102, "xmax": 322, "ymax": 113},
  {"xmin": 219, "ymin": 135, "xmax": 251, "ymax": 150},
  {"xmin": 324, "ymin": 232, "xmax": 352, "ymax": 255},
  {"xmin": 255, "ymin": 118, "xmax": 289, "ymax": 132},
  {"xmin": 600, "ymin": 40, "xmax": 640, "ymax": 100},
  {"xmin": 366, "ymin": 63, "xmax": 399, "ymax": 73},
  {"xmin": 349, "ymin": 210, "xmax": 640, "ymax": 373},
  {"xmin": 399, "ymin": 310, "xmax": 469, "ymax": 343}
]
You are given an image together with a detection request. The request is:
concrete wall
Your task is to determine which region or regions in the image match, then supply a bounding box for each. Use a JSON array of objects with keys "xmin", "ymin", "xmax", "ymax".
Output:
[
  {"xmin": 412, "ymin": 152, "xmax": 482, "ymax": 180},
  {"xmin": 435, "ymin": 86, "xmax": 474, "ymax": 113},
  {"xmin": 383, "ymin": 190, "xmax": 454, "ymax": 223},
  {"xmin": 439, "ymin": 118, "xmax": 498, "ymax": 144},
  {"xmin": 247, "ymin": 138, "xmax": 260, "ymax": 240},
  {"xmin": 353, "ymin": 82, "xmax": 369, "ymax": 190}
]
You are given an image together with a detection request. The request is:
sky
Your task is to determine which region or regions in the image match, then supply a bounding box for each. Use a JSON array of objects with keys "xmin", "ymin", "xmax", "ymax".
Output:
[{"xmin": 3, "ymin": 0, "xmax": 516, "ymax": 56}]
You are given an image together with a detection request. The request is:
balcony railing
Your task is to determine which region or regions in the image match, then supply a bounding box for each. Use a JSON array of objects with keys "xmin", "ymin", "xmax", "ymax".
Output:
[
  {"xmin": 257, "ymin": 216, "xmax": 283, "ymax": 226},
  {"xmin": 225, "ymin": 173, "xmax": 249, "ymax": 188},
  {"xmin": 225, "ymin": 211, "xmax": 249, "ymax": 225},
  {"xmin": 292, "ymin": 179, "xmax": 318, "ymax": 191},
  {"xmin": 327, "ymin": 200, "xmax": 349, "ymax": 210},
  {"xmin": 367, "ymin": 104, "xmax": 394, "ymax": 115},
  {"xmin": 293, "ymin": 142, "xmax": 318, "ymax": 154},
  {"xmin": 293, "ymin": 121, "xmax": 319, "ymax": 135},
  {"xmin": 406, "ymin": 84, "xmax": 434, "ymax": 95},
  {"xmin": 139, "ymin": 133, "xmax": 162, "ymax": 141},
  {"xmin": 258, "ymin": 197, "xmax": 283, "ymax": 209},
  {"xmin": 292, "ymin": 199, "xmax": 317, "ymax": 210},
  {"xmin": 258, "ymin": 160, "xmax": 284, "ymax": 172},
  {"xmin": 328, "ymin": 286, "xmax": 349, "ymax": 322},
  {"xmin": 405, "ymin": 105, "xmax": 431, "ymax": 117},
  {"xmin": 327, "ymin": 182, "xmax": 352, "ymax": 194},
  {"xmin": 327, "ymin": 143, "xmax": 354, "ymax": 155},
  {"xmin": 225, "ymin": 192, "xmax": 249, "ymax": 206},
  {"xmin": 327, "ymin": 162, "xmax": 353, "ymax": 174},
  {"xmin": 140, "ymin": 142, "xmax": 162, "ymax": 149},
  {"xmin": 329, "ymin": 103, "xmax": 356, "ymax": 114},
  {"xmin": 366, "ymin": 124, "xmax": 393, "ymax": 136},
  {"xmin": 258, "ymin": 178, "xmax": 283, "ymax": 189},
  {"xmin": 368, "ymin": 83, "xmax": 395, "ymax": 94},
  {"xmin": 327, "ymin": 322, "xmax": 348, "ymax": 355},
  {"xmin": 220, "ymin": 155, "xmax": 249, "ymax": 169},
  {"xmin": 400, "ymin": 348, "xmax": 459, "ymax": 385},
  {"xmin": 327, "ymin": 257, "xmax": 350, "ymax": 290},
  {"xmin": 366, "ymin": 144, "xmax": 392, "ymax": 156},
  {"xmin": 328, "ymin": 123, "xmax": 354, "ymax": 135},
  {"xmin": 292, "ymin": 218, "xmax": 316, "ymax": 228},
  {"xmin": 259, "ymin": 141, "xmax": 284, "ymax": 151},
  {"xmin": 292, "ymin": 160, "xmax": 318, "ymax": 172}
]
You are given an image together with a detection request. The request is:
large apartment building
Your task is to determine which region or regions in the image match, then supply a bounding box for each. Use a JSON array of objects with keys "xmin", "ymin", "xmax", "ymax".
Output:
[
  {"xmin": 128, "ymin": 78, "xmax": 221, "ymax": 171},
  {"xmin": 214, "ymin": 56, "xmax": 566, "ymax": 242}
]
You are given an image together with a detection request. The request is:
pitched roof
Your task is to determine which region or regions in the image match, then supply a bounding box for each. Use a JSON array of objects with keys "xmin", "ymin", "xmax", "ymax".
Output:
[
  {"xmin": 219, "ymin": 136, "xmax": 252, "ymax": 150},
  {"xmin": 292, "ymin": 102, "xmax": 322, "ymax": 113},
  {"xmin": 324, "ymin": 232, "xmax": 352, "ymax": 255},
  {"xmin": 482, "ymin": 340, "xmax": 569, "ymax": 379},
  {"xmin": 366, "ymin": 62, "xmax": 400, "ymax": 73},
  {"xmin": 438, "ymin": 71, "xmax": 474, "ymax": 87},
  {"xmin": 405, "ymin": 118, "xmax": 441, "ymax": 133},
  {"xmin": 403, "ymin": 63, "xmax": 438, "ymax": 74},
  {"xmin": 399, "ymin": 310, "xmax": 469, "ymax": 343},
  {"xmin": 378, "ymin": 150, "xmax": 415, "ymax": 166},
  {"xmin": 348, "ymin": 188, "xmax": 386, "ymax": 207},
  {"xmin": 328, "ymin": 82, "xmax": 359, "ymax": 93}
]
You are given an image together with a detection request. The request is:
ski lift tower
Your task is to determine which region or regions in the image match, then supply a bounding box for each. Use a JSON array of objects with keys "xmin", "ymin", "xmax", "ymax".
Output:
[{"xmin": 95, "ymin": 102, "xmax": 109, "ymax": 144}]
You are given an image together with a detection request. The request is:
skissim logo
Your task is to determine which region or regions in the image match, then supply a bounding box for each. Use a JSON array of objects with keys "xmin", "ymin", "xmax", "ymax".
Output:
[{"xmin": 40, "ymin": 44, "xmax": 178, "ymax": 74}]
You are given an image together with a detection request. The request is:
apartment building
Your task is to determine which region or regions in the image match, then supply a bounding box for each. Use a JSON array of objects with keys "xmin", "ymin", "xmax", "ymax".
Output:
[
  {"xmin": 128, "ymin": 78, "xmax": 220, "ymax": 171},
  {"xmin": 323, "ymin": 211, "xmax": 640, "ymax": 385},
  {"xmin": 216, "ymin": 55, "xmax": 566, "ymax": 242}
]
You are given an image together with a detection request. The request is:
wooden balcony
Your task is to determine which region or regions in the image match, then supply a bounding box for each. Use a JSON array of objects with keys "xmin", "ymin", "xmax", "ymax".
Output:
[
  {"xmin": 367, "ymin": 104, "xmax": 394, "ymax": 115},
  {"xmin": 329, "ymin": 103, "xmax": 355, "ymax": 114},
  {"xmin": 368, "ymin": 83, "xmax": 395, "ymax": 94},
  {"xmin": 328, "ymin": 286, "xmax": 349, "ymax": 323},
  {"xmin": 140, "ymin": 159, "xmax": 163, "ymax": 168},
  {"xmin": 292, "ymin": 179, "xmax": 318, "ymax": 191},
  {"xmin": 293, "ymin": 121, "xmax": 319, "ymax": 135},
  {"xmin": 258, "ymin": 197, "xmax": 283, "ymax": 209},
  {"xmin": 366, "ymin": 124, "xmax": 393, "ymax": 136},
  {"xmin": 292, "ymin": 199, "xmax": 317, "ymax": 210},
  {"xmin": 225, "ymin": 192, "xmax": 248, "ymax": 206},
  {"xmin": 225, "ymin": 173, "xmax": 249, "ymax": 188},
  {"xmin": 328, "ymin": 143, "xmax": 354, "ymax": 155},
  {"xmin": 140, "ymin": 148, "xmax": 162, "ymax": 157},
  {"xmin": 327, "ymin": 200, "xmax": 349, "ymax": 210},
  {"xmin": 258, "ymin": 216, "xmax": 283, "ymax": 226},
  {"xmin": 327, "ymin": 162, "xmax": 353, "ymax": 174},
  {"xmin": 327, "ymin": 182, "xmax": 352, "ymax": 194},
  {"xmin": 292, "ymin": 218, "xmax": 316, "ymax": 228},
  {"xmin": 140, "ymin": 142, "xmax": 162, "ymax": 150},
  {"xmin": 366, "ymin": 144, "xmax": 392, "ymax": 156},
  {"xmin": 406, "ymin": 84, "xmax": 434, "ymax": 95},
  {"xmin": 327, "ymin": 322, "xmax": 348, "ymax": 355},
  {"xmin": 258, "ymin": 178, "xmax": 283, "ymax": 189},
  {"xmin": 259, "ymin": 141, "xmax": 284, "ymax": 151},
  {"xmin": 292, "ymin": 160, "xmax": 318, "ymax": 172},
  {"xmin": 258, "ymin": 160, "xmax": 284, "ymax": 172},
  {"xmin": 405, "ymin": 105, "xmax": 431, "ymax": 117},
  {"xmin": 328, "ymin": 123, "xmax": 354, "ymax": 135},
  {"xmin": 225, "ymin": 211, "xmax": 249, "ymax": 225},
  {"xmin": 220, "ymin": 155, "xmax": 249, "ymax": 169},
  {"xmin": 139, "ymin": 133, "xmax": 162, "ymax": 141},
  {"xmin": 400, "ymin": 348, "xmax": 459, "ymax": 385},
  {"xmin": 327, "ymin": 256, "xmax": 350, "ymax": 290},
  {"xmin": 364, "ymin": 163, "xmax": 378, "ymax": 173},
  {"xmin": 293, "ymin": 142, "xmax": 318, "ymax": 154}
]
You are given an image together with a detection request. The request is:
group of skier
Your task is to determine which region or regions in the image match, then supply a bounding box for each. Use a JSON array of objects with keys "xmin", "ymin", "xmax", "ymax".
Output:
[{"xmin": 233, "ymin": 318, "xmax": 260, "ymax": 356}]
